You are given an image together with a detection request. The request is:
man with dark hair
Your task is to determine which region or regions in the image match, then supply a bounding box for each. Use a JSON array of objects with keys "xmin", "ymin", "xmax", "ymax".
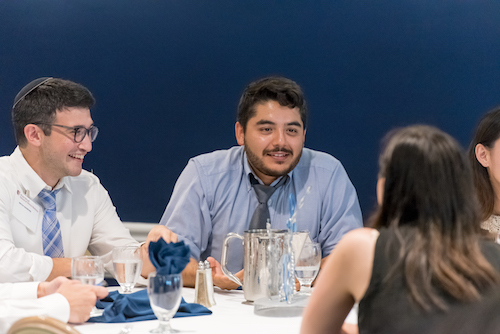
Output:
[
  {"xmin": 159, "ymin": 76, "xmax": 363, "ymax": 289},
  {"xmin": 0, "ymin": 77, "xmax": 169, "ymax": 282}
]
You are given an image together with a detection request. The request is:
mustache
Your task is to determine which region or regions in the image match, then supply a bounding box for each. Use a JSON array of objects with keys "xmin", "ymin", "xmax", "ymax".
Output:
[{"xmin": 264, "ymin": 147, "xmax": 293, "ymax": 155}]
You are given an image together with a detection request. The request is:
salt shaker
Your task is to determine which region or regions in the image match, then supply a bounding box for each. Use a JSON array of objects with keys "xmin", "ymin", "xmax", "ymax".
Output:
[{"xmin": 194, "ymin": 260, "xmax": 216, "ymax": 308}]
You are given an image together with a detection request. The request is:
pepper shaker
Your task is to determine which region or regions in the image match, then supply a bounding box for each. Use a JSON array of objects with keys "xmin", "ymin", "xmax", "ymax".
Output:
[{"xmin": 194, "ymin": 260, "xmax": 216, "ymax": 308}]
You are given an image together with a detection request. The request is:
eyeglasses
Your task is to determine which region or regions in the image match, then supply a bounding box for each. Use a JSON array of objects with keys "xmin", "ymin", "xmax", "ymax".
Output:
[{"xmin": 34, "ymin": 123, "xmax": 99, "ymax": 143}]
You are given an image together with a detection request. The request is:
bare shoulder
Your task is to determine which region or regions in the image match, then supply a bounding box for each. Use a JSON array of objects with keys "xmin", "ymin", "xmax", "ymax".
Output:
[
  {"xmin": 336, "ymin": 227, "xmax": 379, "ymax": 254},
  {"xmin": 324, "ymin": 227, "xmax": 379, "ymax": 269},
  {"xmin": 325, "ymin": 227, "xmax": 379, "ymax": 301}
]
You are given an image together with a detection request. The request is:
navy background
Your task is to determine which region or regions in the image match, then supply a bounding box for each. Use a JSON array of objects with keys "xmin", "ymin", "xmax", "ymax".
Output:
[{"xmin": 1, "ymin": 1, "xmax": 499, "ymax": 223}]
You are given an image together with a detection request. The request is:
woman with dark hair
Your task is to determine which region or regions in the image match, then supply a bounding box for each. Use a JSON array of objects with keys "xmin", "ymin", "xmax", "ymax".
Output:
[
  {"xmin": 469, "ymin": 106, "xmax": 500, "ymax": 236},
  {"xmin": 300, "ymin": 125, "xmax": 500, "ymax": 334}
]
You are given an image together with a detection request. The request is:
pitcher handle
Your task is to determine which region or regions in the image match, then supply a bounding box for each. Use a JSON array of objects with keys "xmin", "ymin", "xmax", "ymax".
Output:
[{"xmin": 221, "ymin": 232, "xmax": 244, "ymax": 286}]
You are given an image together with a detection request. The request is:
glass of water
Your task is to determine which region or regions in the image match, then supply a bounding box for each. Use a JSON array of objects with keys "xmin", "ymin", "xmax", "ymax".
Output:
[
  {"xmin": 295, "ymin": 242, "xmax": 321, "ymax": 294},
  {"xmin": 71, "ymin": 255, "xmax": 104, "ymax": 316},
  {"xmin": 148, "ymin": 272, "xmax": 183, "ymax": 333},
  {"xmin": 112, "ymin": 245, "xmax": 143, "ymax": 293}
]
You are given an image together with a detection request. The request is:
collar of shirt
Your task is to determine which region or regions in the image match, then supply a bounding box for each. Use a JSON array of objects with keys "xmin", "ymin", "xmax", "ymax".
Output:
[
  {"xmin": 241, "ymin": 149, "xmax": 294, "ymax": 189},
  {"xmin": 10, "ymin": 147, "xmax": 72, "ymax": 201}
]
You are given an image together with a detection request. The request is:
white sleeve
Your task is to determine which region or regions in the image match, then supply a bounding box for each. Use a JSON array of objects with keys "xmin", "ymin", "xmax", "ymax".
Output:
[
  {"xmin": 0, "ymin": 293, "xmax": 70, "ymax": 333},
  {"xmin": 0, "ymin": 281, "xmax": 39, "ymax": 300},
  {"xmin": 0, "ymin": 180, "xmax": 53, "ymax": 282}
]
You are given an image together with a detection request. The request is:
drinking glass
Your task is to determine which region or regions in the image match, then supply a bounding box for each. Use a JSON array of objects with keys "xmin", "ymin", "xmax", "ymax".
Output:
[
  {"xmin": 295, "ymin": 242, "xmax": 321, "ymax": 294},
  {"xmin": 148, "ymin": 272, "xmax": 183, "ymax": 333},
  {"xmin": 71, "ymin": 255, "xmax": 104, "ymax": 316},
  {"xmin": 112, "ymin": 245, "xmax": 143, "ymax": 293}
]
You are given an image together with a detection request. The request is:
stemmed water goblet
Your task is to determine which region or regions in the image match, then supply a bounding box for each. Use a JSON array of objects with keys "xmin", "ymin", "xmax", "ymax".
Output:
[
  {"xmin": 295, "ymin": 242, "xmax": 321, "ymax": 294},
  {"xmin": 71, "ymin": 255, "xmax": 105, "ymax": 317},
  {"xmin": 112, "ymin": 245, "xmax": 143, "ymax": 293},
  {"xmin": 148, "ymin": 272, "xmax": 183, "ymax": 333}
]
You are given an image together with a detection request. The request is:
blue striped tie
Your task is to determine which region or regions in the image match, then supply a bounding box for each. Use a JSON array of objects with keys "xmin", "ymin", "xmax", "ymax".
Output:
[{"xmin": 38, "ymin": 188, "xmax": 64, "ymax": 258}]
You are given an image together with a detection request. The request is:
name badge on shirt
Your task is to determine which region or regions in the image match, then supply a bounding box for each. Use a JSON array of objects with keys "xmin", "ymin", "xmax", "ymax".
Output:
[{"xmin": 12, "ymin": 190, "xmax": 41, "ymax": 232}]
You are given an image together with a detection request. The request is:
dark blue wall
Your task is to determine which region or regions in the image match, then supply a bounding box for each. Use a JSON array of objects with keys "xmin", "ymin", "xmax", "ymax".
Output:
[{"xmin": 1, "ymin": 1, "xmax": 500, "ymax": 223}]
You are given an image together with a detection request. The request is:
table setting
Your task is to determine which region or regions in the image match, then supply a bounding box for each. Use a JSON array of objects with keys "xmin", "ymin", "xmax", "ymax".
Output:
[
  {"xmin": 72, "ymin": 228, "xmax": 357, "ymax": 334},
  {"xmin": 75, "ymin": 287, "xmax": 307, "ymax": 334}
]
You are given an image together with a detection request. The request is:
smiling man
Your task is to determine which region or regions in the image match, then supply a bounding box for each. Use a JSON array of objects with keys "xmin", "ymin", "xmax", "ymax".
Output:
[
  {"xmin": 159, "ymin": 76, "xmax": 363, "ymax": 289},
  {"xmin": 0, "ymin": 77, "xmax": 168, "ymax": 283}
]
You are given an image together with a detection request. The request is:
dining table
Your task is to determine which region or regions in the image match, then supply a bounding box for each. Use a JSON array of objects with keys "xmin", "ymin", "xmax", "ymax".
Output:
[{"xmin": 74, "ymin": 286, "xmax": 358, "ymax": 334}]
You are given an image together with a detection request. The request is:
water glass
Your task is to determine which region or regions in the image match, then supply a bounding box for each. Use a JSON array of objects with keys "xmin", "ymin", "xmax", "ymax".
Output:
[
  {"xmin": 295, "ymin": 242, "xmax": 321, "ymax": 294},
  {"xmin": 148, "ymin": 272, "xmax": 183, "ymax": 333},
  {"xmin": 71, "ymin": 255, "xmax": 104, "ymax": 316},
  {"xmin": 112, "ymin": 245, "xmax": 143, "ymax": 293}
]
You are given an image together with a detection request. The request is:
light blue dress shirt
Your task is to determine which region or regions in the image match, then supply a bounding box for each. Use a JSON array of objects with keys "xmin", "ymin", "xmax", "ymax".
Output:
[{"xmin": 159, "ymin": 146, "xmax": 363, "ymax": 272}]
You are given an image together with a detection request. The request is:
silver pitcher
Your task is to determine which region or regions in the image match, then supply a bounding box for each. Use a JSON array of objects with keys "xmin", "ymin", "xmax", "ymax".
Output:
[{"xmin": 221, "ymin": 229, "xmax": 286, "ymax": 302}]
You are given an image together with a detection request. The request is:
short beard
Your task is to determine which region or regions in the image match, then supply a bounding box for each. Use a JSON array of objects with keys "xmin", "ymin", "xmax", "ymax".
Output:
[{"xmin": 245, "ymin": 145, "xmax": 302, "ymax": 179}]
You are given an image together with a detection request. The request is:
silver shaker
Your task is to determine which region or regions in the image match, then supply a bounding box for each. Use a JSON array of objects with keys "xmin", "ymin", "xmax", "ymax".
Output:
[{"xmin": 194, "ymin": 260, "xmax": 216, "ymax": 308}]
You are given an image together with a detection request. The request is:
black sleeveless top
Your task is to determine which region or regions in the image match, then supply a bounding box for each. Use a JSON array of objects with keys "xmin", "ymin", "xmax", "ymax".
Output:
[{"xmin": 358, "ymin": 228, "xmax": 500, "ymax": 334}]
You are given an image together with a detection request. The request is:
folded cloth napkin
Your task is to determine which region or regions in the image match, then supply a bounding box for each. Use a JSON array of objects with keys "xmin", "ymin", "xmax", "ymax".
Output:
[
  {"xmin": 89, "ymin": 290, "xmax": 212, "ymax": 322},
  {"xmin": 88, "ymin": 239, "xmax": 212, "ymax": 323},
  {"xmin": 148, "ymin": 238, "xmax": 191, "ymax": 275}
]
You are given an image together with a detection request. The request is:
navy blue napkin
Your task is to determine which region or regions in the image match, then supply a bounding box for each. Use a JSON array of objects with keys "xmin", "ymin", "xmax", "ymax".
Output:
[
  {"xmin": 88, "ymin": 239, "xmax": 212, "ymax": 323},
  {"xmin": 148, "ymin": 238, "xmax": 191, "ymax": 275},
  {"xmin": 89, "ymin": 290, "xmax": 212, "ymax": 323}
]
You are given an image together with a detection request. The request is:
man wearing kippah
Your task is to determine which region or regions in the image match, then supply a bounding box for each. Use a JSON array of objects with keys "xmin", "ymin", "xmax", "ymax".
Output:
[
  {"xmin": 159, "ymin": 76, "xmax": 363, "ymax": 289},
  {"xmin": 0, "ymin": 77, "xmax": 170, "ymax": 282}
]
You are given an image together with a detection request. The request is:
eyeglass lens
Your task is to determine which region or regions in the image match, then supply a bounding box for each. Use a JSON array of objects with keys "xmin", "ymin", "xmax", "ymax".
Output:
[{"xmin": 75, "ymin": 126, "xmax": 99, "ymax": 143}]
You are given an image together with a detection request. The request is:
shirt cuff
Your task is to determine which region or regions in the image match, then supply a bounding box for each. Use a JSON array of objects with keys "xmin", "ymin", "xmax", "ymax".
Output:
[
  {"xmin": 37, "ymin": 293, "xmax": 71, "ymax": 323},
  {"xmin": 28, "ymin": 255, "xmax": 54, "ymax": 281},
  {"xmin": 10, "ymin": 282, "xmax": 40, "ymax": 299}
]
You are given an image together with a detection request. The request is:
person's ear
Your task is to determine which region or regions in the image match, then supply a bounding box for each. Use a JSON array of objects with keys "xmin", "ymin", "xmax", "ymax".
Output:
[
  {"xmin": 475, "ymin": 143, "xmax": 490, "ymax": 168},
  {"xmin": 24, "ymin": 124, "xmax": 44, "ymax": 147},
  {"xmin": 235, "ymin": 122, "xmax": 245, "ymax": 146},
  {"xmin": 376, "ymin": 177, "xmax": 385, "ymax": 206}
]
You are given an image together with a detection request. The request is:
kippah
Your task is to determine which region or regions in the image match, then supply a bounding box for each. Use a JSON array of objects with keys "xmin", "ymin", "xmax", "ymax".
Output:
[{"xmin": 13, "ymin": 77, "xmax": 53, "ymax": 108}]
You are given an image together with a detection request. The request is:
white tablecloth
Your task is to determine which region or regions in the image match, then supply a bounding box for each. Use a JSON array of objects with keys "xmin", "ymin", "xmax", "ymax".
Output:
[{"xmin": 75, "ymin": 287, "xmax": 357, "ymax": 334}]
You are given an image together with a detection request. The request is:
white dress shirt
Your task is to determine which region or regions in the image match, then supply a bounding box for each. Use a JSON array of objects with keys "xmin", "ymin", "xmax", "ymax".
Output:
[
  {"xmin": 0, "ymin": 147, "xmax": 138, "ymax": 282},
  {"xmin": 0, "ymin": 281, "xmax": 69, "ymax": 332}
]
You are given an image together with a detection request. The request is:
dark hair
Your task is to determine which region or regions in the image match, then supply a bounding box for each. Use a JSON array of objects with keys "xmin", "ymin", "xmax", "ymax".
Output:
[
  {"xmin": 12, "ymin": 78, "xmax": 95, "ymax": 147},
  {"xmin": 237, "ymin": 76, "xmax": 307, "ymax": 131},
  {"xmin": 468, "ymin": 106, "xmax": 500, "ymax": 221},
  {"xmin": 372, "ymin": 125, "xmax": 499, "ymax": 311}
]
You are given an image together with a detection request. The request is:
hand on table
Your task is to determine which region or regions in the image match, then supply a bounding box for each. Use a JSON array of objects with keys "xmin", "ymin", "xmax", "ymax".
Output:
[
  {"xmin": 295, "ymin": 277, "xmax": 301, "ymax": 291},
  {"xmin": 207, "ymin": 257, "xmax": 243, "ymax": 290},
  {"xmin": 57, "ymin": 280, "xmax": 108, "ymax": 323},
  {"xmin": 37, "ymin": 276, "xmax": 69, "ymax": 297}
]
